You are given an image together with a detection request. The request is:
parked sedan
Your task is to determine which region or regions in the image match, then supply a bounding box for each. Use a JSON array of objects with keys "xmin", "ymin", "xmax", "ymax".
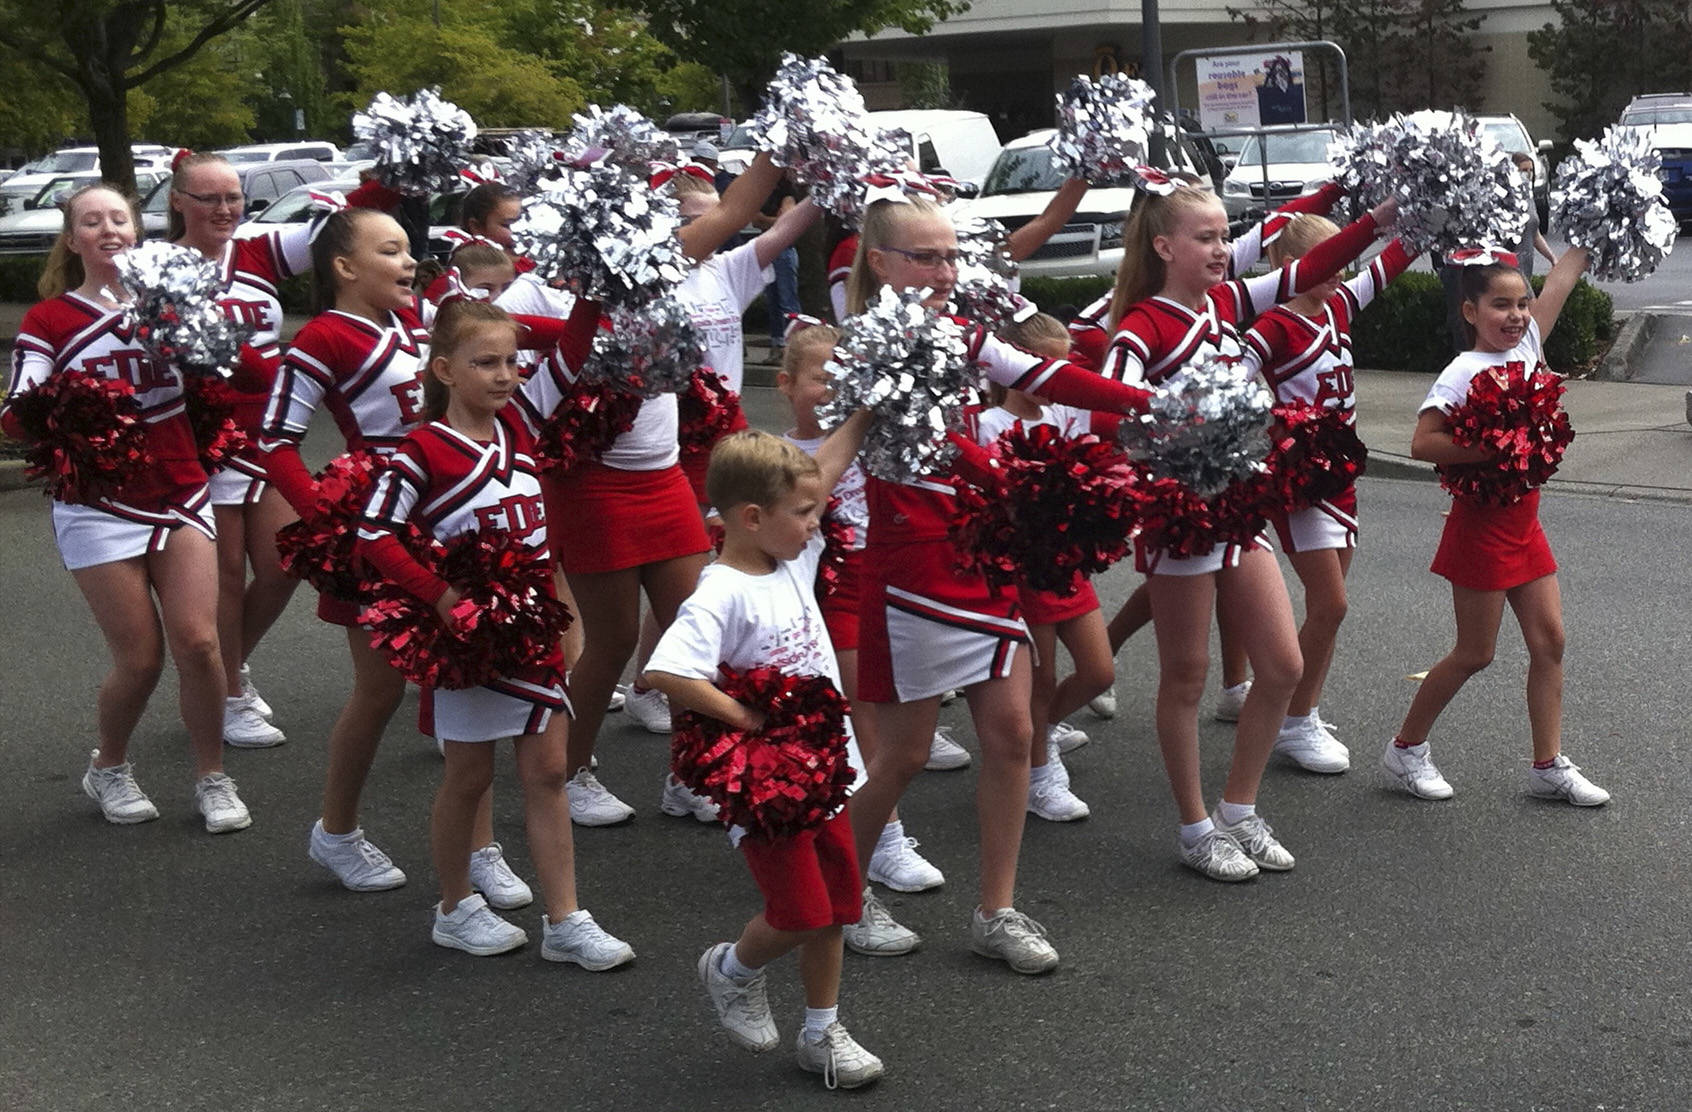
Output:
[
  {"xmin": 1219, "ymin": 126, "xmax": 1338, "ymax": 222},
  {"xmin": 137, "ymin": 159, "xmax": 333, "ymax": 239},
  {"xmin": 0, "ymin": 169, "xmax": 167, "ymax": 254}
]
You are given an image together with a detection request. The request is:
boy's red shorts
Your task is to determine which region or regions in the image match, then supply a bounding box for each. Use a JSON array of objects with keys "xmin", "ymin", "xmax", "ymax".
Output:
[{"xmin": 738, "ymin": 809, "xmax": 863, "ymax": 932}]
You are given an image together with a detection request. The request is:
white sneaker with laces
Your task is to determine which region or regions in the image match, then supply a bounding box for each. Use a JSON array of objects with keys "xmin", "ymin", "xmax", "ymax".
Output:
[
  {"xmin": 238, "ymin": 663, "xmax": 274, "ymax": 721},
  {"xmin": 796, "ymin": 1023, "xmax": 884, "ymax": 1089},
  {"xmin": 1211, "ymin": 809, "xmax": 1294, "ymax": 871},
  {"xmin": 567, "ymin": 769, "xmax": 635, "ymax": 826},
  {"xmin": 1527, "ymin": 754, "xmax": 1610, "ymax": 806},
  {"xmin": 843, "ymin": 888, "xmax": 920, "ymax": 955},
  {"xmin": 1213, "ymin": 680, "xmax": 1252, "ymax": 722},
  {"xmin": 81, "ymin": 751, "xmax": 159, "ymax": 824},
  {"xmin": 623, "ymin": 687, "xmax": 672, "ymax": 733},
  {"xmin": 924, "ymin": 726, "xmax": 971, "ymax": 770},
  {"xmin": 223, "ymin": 693, "xmax": 286, "ymax": 748},
  {"xmin": 1381, "ymin": 739, "xmax": 1455, "ymax": 800},
  {"xmin": 195, "ymin": 772, "xmax": 252, "ymax": 833},
  {"xmin": 867, "ymin": 834, "xmax": 944, "ymax": 892},
  {"xmin": 1180, "ymin": 828, "xmax": 1259, "ymax": 882},
  {"xmin": 1273, "ymin": 715, "xmax": 1350, "ymax": 773},
  {"xmin": 432, "ymin": 893, "xmax": 527, "ymax": 955},
  {"xmin": 1048, "ymin": 720, "xmax": 1089, "ymax": 754},
  {"xmin": 698, "ymin": 942, "xmax": 779, "ymax": 1050},
  {"xmin": 1088, "ymin": 685, "xmax": 1118, "ymax": 719},
  {"xmin": 969, "ymin": 907, "xmax": 1059, "ymax": 974},
  {"xmin": 1043, "ymin": 739, "xmax": 1071, "ymax": 789},
  {"xmin": 607, "ymin": 684, "xmax": 627, "ymax": 713},
  {"xmin": 469, "ymin": 842, "xmax": 533, "ymax": 909},
  {"xmin": 308, "ymin": 820, "xmax": 407, "ymax": 890},
  {"xmin": 542, "ymin": 909, "xmax": 635, "ymax": 969},
  {"xmin": 659, "ymin": 774, "xmax": 720, "ymax": 823},
  {"xmin": 1028, "ymin": 775, "xmax": 1090, "ymax": 822}
]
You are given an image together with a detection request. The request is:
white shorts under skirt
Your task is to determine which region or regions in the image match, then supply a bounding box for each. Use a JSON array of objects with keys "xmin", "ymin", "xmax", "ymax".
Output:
[
  {"xmin": 52, "ymin": 489, "xmax": 216, "ymax": 571},
  {"xmin": 207, "ymin": 466, "xmax": 266, "ymax": 508},
  {"xmin": 1135, "ymin": 531, "xmax": 1273, "ymax": 577},
  {"xmin": 423, "ymin": 673, "xmax": 571, "ymax": 743}
]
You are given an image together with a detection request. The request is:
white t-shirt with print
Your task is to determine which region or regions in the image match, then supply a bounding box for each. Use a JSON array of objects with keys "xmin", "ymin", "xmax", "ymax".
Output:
[
  {"xmin": 676, "ymin": 240, "xmax": 771, "ymax": 394},
  {"xmin": 1422, "ymin": 319, "xmax": 1545, "ymax": 415}
]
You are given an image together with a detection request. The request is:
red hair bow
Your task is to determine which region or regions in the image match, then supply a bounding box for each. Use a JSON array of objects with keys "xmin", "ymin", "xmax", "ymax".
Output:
[
  {"xmin": 1449, "ymin": 245, "xmax": 1519, "ymax": 267},
  {"xmin": 648, "ymin": 163, "xmax": 716, "ymax": 190}
]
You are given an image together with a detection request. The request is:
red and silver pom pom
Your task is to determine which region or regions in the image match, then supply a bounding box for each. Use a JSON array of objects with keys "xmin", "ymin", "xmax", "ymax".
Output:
[
  {"xmin": 275, "ymin": 451, "xmax": 387, "ymax": 600},
  {"xmin": 1265, "ymin": 400, "xmax": 1368, "ymax": 511},
  {"xmin": 678, "ymin": 368, "xmax": 742, "ymax": 454},
  {"xmin": 532, "ymin": 376, "xmax": 644, "ymax": 477},
  {"xmin": 579, "ymin": 298, "xmax": 705, "ymax": 397},
  {"xmin": 1440, "ymin": 363, "xmax": 1573, "ymax": 505},
  {"xmin": 114, "ymin": 242, "xmax": 253, "ymax": 377},
  {"xmin": 670, "ymin": 666, "xmax": 855, "ymax": 840},
  {"xmin": 1051, "ymin": 73, "xmax": 1158, "ymax": 187},
  {"xmin": 353, "ymin": 87, "xmax": 479, "ymax": 196},
  {"xmin": 1552, "ymin": 125, "xmax": 1677, "ymax": 283},
  {"xmin": 362, "ymin": 531, "xmax": 574, "ymax": 691},
  {"xmin": 1117, "ymin": 356, "xmax": 1274, "ymax": 498},
  {"xmin": 7, "ymin": 371, "xmax": 150, "ymax": 503},
  {"xmin": 745, "ymin": 53, "xmax": 894, "ymax": 223},
  {"xmin": 565, "ymin": 104, "xmax": 680, "ymax": 176},
  {"xmin": 182, "ymin": 377, "xmax": 250, "ymax": 474}
]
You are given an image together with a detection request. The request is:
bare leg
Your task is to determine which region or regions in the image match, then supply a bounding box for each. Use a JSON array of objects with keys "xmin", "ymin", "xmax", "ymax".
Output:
[
  {"xmin": 1048, "ymin": 608, "xmax": 1115, "ymax": 723},
  {"xmin": 148, "ymin": 527, "xmax": 228, "ymax": 778},
  {"xmin": 1397, "ymin": 585, "xmax": 1507, "ymax": 746},
  {"xmin": 1214, "ymin": 549, "xmax": 1303, "ymax": 806},
  {"xmin": 213, "ymin": 504, "xmax": 247, "ymax": 698},
  {"xmin": 849, "ymin": 696, "xmax": 940, "ymax": 874},
  {"xmin": 562, "ymin": 567, "xmax": 642, "ymax": 774},
  {"xmin": 514, "ymin": 715, "xmax": 579, "ymax": 920},
  {"xmin": 1146, "ymin": 573, "xmax": 1217, "ymax": 823},
  {"xmin": 434, "ymin": 740, "xmax": 495, "ymax": 912},
  {"xmin": 70, "ymin": 558, "xmax": 165, "ymax": 767},
  {"xmin": 797, "ymin": 927, "xmax": 845, "ymax": 1008},
  {"xmin": 239, "ymin": 488, "xmax": 302, "ymax": 662},
  {"xmin": 1506, "ymin": 574, "xmax": 1565, "ymax": 763},
  {"xmin": 633, "ymin": 607, "xmax": 661, "ymax": 685},
  {"xmin": 734, "ymin": 913, "xmax": 822, "ymax": 969},
  {"xmin": 1285, "ymin": 547, "xmax": 1354, "ymax": 717},
  {"xmin": 554, "ymin": 569, "xmax": 584, "ymax": 670},
  {"xmin": 1028, "ymin": 624, "xmax": 1057, "ymax": 769},
  {"xmin": 320, "ymin": 629, "xmax": 408, "ymax": 834},
  {"xmin": 1106, "ymin": 581, "xmax": 1152, "ymax": 655},
  {"xmin": 966, "ymin": 648, "xmax": 1035, "ymax": 912}
]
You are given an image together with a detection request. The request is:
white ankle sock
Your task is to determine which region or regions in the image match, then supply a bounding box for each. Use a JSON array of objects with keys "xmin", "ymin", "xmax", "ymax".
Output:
[
  {"xmin": 1179, "ymin": 817, "xmax": 1215, "ymax": 846},
  {"xmin": 1217, "ymin": 800, "xmax": 1256, "ymax": 825},
  {"xmin": 877, "ymin": 819, "xmax": 904, "ymax": 850},
  {"xmin": 1029, "ymin": 762, "xmax": 1058, "ymax": 786},
  {"xmin": 802, "ymin": 1006, "xmax": 838, "ymax": 1042},
  {"xmin": 1282, "ymin": 711, "xmax": 1312, "ymax": 729},
  {"xmin": 721, "ymin": 945, "xmax": 760, "ymax": 983}
]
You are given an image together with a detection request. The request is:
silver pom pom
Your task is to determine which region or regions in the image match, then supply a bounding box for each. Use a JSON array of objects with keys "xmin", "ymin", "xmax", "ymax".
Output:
[
  {"xmin": 352, "ymin": 87, "xmax": 479, "ymax": 196},
  {"xmin": 821, "ymin": 286, "xmax": 978, "ymax": 480},
  {"xmin": 500, "ymin": 129, "xmax": 564, "ymax": 193},
  {"xmin": 746, "ymin": 53, "xmax": 898, "ymax": 223},
  {"xmin": 580, "ymin": 297, "xmax": 705, "ymax": 398},
  {"xmin": 1552, "ymin": 125, "xmax": 1678, "ymax": 283},
  {"xmin": 510, "ymin": 157, "xmax": 689, "ymax": 310},
  {"xmin": 1332, "ymin": 109, "xmax": 1531, "ymax": 255},
  {"xmin": 114, "ymin": 242, "xmax": 253, "ymax": 378},
  {"xmin": 1117, "ymin": 357, "xmax": 1273, "ymax": 497},
  {"xmin": 1051, "ymin": 73, "xmax": 1158, "ymax": 186},
  {"xmin": 565, "ymin": 104, "xmax": 680, "ymax": 176},
  {"xmin": 950, "ymin": 215, "xmax": 1025, "ymax": 331}
]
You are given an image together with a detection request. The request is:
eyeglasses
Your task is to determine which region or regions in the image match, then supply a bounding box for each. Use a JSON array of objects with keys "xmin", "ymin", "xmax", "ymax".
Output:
[
  {"xmin": 882, "ymin": 247, "xmax": 961, "ymax": 269},
  {"xmin": 177, "ymin": 188, "xmax": 244, "ymax": 209}
]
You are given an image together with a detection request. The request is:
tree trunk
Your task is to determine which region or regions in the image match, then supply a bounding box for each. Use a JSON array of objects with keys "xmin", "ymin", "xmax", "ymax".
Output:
[{"xmin": 85, "ymin": 77, "xmax": 136, "ymax": 197}]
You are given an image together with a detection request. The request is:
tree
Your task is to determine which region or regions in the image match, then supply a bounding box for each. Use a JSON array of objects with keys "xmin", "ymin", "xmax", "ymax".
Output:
[
  {"xmin": 1528, "ymin": 0, "xmax": 1692, "ymax": 141},
  {"xmin": 0, "ymin": 0, "xmax": 274, "ymax": 192}
]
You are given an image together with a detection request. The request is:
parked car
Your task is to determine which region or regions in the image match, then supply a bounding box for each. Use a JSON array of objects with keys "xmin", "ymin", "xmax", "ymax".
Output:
[
  {"xmin": 952, "ymin": 127, "xmax": 1212, "ymax": 279},
  {"xmin": 1617, "ymin": 93, "xmax": 1692, "ymax": 229},
  {"xmin": 233, "ymin": 176, "xmax": 461, "ymax": 261},
  {"xmin": 0, "ymin": 169, "xmax": 168, "ymax": 254},
  {"xmin": 1475, "ymin": 114, "xmax": 1552, "ymax": 224},
  {"xmin": 1219, "ymin": 125, "xmax": 1339, "ymax": 222},
  {"xmin": 219, "ymin": 141, "xmax": 342, "ymax": 164},
  {"xmin": 663, "ymin": 112, "xmax": 733, "ymax": 149},
  {"xmin": 4, "ymin": 144, "xmax": 176, "ymax": 194},
  {"xmin": 137, "ymin": 159, "xmax": 332, "ymax": 238},
  {"xmin": 866, "ymin": 109, "xmax": 1003, "ymax": 191}
]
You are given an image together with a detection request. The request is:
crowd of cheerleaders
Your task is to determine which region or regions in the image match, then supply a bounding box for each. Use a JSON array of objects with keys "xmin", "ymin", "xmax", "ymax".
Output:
[{"xmin": 2, "ymin": 145, "xmax": 1608, "ymax": 1090}]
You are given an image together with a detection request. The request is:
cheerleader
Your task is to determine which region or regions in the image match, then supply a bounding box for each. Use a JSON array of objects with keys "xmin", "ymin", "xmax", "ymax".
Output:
[
  {"xmin": 1100, "ymin": 182, "xmax": 1395, "ymax": 882},
  {"xmin": 2, "ymin": 184, "xmax": 250, "ymax": 833},
  {"xmin": 1386, "ymin": 246, "xmax": 1609, "ymax": 806}
]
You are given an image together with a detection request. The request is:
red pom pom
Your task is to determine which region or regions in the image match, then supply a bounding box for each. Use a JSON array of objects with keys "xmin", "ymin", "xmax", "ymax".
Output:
[
  {"xmin": 182, "ymin": 377, "xmax": 250, "ymax": 474},
  {"xmin": 1132, "ymin": 467, "xmax": 1277, "ymax": 558},
  {"xmin": 1265, "ymin": 400, "xmax": 1368, "ymax": 511},
  {"xmin": 7, "ymin": 371, "xmax": 152, "ymax": 503},
  {"xmin": 1440, "ymin": 364, "xmax": 1572, "ymax": 505},
  {"xmin": 533, "ymin": 378, "xmax": 642, "ymax": 476},
  {"xmin": 361, "ymin": 531, "xmax": 574, "ymax": 690},
  {"xmin": 275, "ymin": 451, "xmax": 389, "ymax": 600},
  {"xmin": 677, "ymin": 368, "xmax": 741, "ymax": 454},
  {"xmin": 817, "ymin": 497, "xmax": 856, "ymax": 599},
  {"xmin": 950, "ymin": 424, "xmax": 1140, "ymax": 593},
  {"xmin": 670, "ymin": 666, "xmax": 855, "ymax": 840}
]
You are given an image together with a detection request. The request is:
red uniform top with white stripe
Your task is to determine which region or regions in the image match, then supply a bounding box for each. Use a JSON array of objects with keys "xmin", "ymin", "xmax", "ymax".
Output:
[
  {"xmin": 3, "ymin": 293, "xmax": 206, "ymax": 509},
  {"xmin": 828, "ymin": 235, "xmax": 858, "ymax": 323}
]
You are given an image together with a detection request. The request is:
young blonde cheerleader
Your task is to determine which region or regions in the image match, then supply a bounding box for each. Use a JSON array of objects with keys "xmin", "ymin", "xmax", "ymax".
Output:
[
  {"xmin": 2, "ymin": 184, "xmax": 250, "ymax": 832},
  {"xmin": 357, "ymin": 300, "xmax": 634, "ymax": 961},
  {"xmin": 1101, "ymin": 183, "xmax": 1395, "ymax": 881},
  {"xmin": 1241, "ymin": 215, "xmax": 1417, "ymax": 773},
  {"xmin": 1385, "ymin": 247, "xmax": 1610, "ymax": 806}
]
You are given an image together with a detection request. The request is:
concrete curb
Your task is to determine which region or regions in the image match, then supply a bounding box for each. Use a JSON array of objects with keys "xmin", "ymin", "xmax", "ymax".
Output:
[
  {"xmin": 1596, "ymin": 312, "xmax": 1657, "ymax": 382},
  {"xmin": 1365, "ymin": 449, "xmax": 1692, "ymax": 505}
]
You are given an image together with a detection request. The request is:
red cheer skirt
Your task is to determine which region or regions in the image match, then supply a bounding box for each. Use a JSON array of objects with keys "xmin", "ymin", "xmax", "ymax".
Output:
[
  {"xmin": 1430, "ymin": 490, "xmax": 1556, "ymax": 592},
  {"xmin": 548, "ymin": 462, "xmax": 710, "ymax": 575}
]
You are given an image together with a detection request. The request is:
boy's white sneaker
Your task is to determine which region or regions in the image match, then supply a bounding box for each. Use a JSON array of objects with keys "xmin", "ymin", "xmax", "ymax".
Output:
[
  {"xmin": 796, "ymin": 1023, "xmax": 884, "ymax": 1089},
  {"xmin": 567, "ymin": 769, "xmax": 635, "ymax": 826},
  {"xmin": 843, "ymin": 888, "xmax": 920, "ymax": 956},
  {"xmin": 432, "ymin": 893, "xmax": 526, "ymax": 955},
  {"xmin": 469, "ymin": 842, "xmax": 533, "ymax": 909},
  {"xmin": 238, "ymin": 663, "xmax": 274, "ymax": 721},
  {"xmin": 623, "ymin": 687, "xmax": 672, "ymax": 733},
  {"xmin": 223, "ymin": 694, "xmax": 286, "ymax": 748},
  {"xmin": 1273, "ymin": 715, "xmax": 1349, "ymax": 773},
  {"xmin": 698, "ymin": 942, "xmax": 779, "ymax": 1051},
  {"xmin": 1088, "ymin": 685, "xmax": 1118, "ymax": 719},
  {"xmin": 1527, "ymin": 755, "xmax": 1610, "ymax": 806},
  {"xmin": 867, "ymin": 835, "xmax": 944, "ymax": 892},
  {"xmin": 308, "ymin": 820, "xmax": 407, "ymax": 891},
  {"xmin": 924, "ymin": 726, "xmax": 971, "ymax": 770},
  {"xmin": 1382, "ymin": 740, "xmax": 1455, "ymax": 800},
  {"xmin": 1180, "ymin": 829, "xmax": 1259, "ymax": 882},
  {"xmin": 1213, "ymin": 680, "xmax": 1252, "ymax": 722},
  {"xmin": 194, "ymin": 772, "xmax": 252, "ymax": 834},
  {"xmin": 969, "ymin": 907, "xmax": 1059, "ymax": 974},
  {"xmin": 659, "ymin": 774, "xmax": 720, "ymax": 823},
  {"xmin": 1210, "ymin": 809, "xmax": 1294, "ymax": 871},
  {"xmin": 1028, "ymin": 776, "xmax": 1090, "ymax": 822},
  {"xmin": 541, "ymin": 909, "xmax": 635, "ymax": 969},
  {"xmin": 1048, "ymin": 720, "xmax": 1089, "ymax": 754},
  {"xmin": 81, "ymin": 752, "xmax": 159, "ymax": 824}
]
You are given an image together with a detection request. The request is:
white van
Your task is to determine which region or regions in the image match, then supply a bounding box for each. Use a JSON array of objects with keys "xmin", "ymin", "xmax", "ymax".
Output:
[{"xmin": 866, "ymin": 109, "xmax": 1003, "ymax": 189}]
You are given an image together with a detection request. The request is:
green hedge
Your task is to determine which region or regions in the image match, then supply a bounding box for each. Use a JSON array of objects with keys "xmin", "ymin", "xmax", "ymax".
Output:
[{"xmin": 0, "ymin": 254, "xmax": 45, "ymax": 302}]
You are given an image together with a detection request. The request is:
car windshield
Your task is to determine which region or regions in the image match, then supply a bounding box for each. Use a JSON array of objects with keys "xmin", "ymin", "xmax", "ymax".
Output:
[
  {"xmin": 982, "ymin": 145, "xmax": 1067, "ymax": 195},
  {"xmin": 42, "ymin": 151, "xmax": 98, "ymax": 173},
  {"xmin": 221, "ymin": 150, "xmax": 271, "ymax": 164},
  {"xmin": 259, "ymin": 181, "xmax": 359, "ymax": 223},
  {"xmin": 1622, "ymin": 107, "xmax": 1692, "ymax": 126},
  {"xmin": 143, "ymin": 175, "xmax": 172, "ymax": 214},
  {"xmin": 1234, "ymin": 130, "xmax": 1336, "ymax": 167},
  {"xmin": 723, "ymin": 125, "xmax": 756, "ymax": 149},
  {"xmin": 1481, "ymin": 121, "xmax": 1529, "ymax": 152}
]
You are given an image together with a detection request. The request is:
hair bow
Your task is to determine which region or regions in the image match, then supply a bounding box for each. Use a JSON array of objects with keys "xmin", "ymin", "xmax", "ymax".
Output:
[
  {"xmin": 437, "ymin": 266, "xmax": 493, "ymax": 307},
  {"xmin": 305, "ymin": 189, "xmax": 349, "ymax": 243},
  {"xmin": 648, "ymin": 162, "xmax": 717, "ymax": 191},
  {"xmin": 1448, "ymin": 245, "xmax": 1519, "ymax": 267},
  {"xmin": 784, "ymin": 312, "xmax": 828, "ymax": 341},
  {"xmin": 442, "ymin": 229, "xmax": 503, "ymax": 253},
  {"xmin": 1129, "ymin": 165, "xmax": 1179, "ymax": 196}
]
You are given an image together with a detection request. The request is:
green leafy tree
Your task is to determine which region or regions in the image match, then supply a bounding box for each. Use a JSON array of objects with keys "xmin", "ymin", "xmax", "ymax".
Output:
[{"xmin": 1528, "ymin": 0, "xmax": 1692, "ymax": 140}]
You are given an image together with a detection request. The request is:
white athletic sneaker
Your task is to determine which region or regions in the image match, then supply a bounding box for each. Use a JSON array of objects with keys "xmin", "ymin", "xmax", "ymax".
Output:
[
  {"xmin": 195, "ymin": 772, "xmax": 252, "ymax": 834},
  {"xmin": 81, "ymin": 751, "xmax": 159, "ymax": 824},
  {"xmin": 698, "ymin": 942, "xmax": 779, "ymax": 1050},
  {"xmin": 796, "ymin": 1023, "xmax": 884, "ymax": 1089},
  {"xmin": 1213, "ymin": 680, "xmax": 1252, "ymax": 722},
  {"xmin": 924, "ymin": 726, "xmax": 971, "ymax": 771},
  {"xmin": 939, "ymin": 688, "xmax": 960, "ymax": 706},
  {"xmin": 1028, "ymin": 775, "xmax": 1090, "ymax": 822},
  {"xmin": 659, "ymin": 774, "xmax": 720, "ymax": 823},
  {"xmin": 1273, "ymin": 714, "xmax": 1350, "ymax": 773},
  {"xmin": 541, "ymin": 909, "xmax": 635, "ymax": 969},
  {"xmin": 1180, "ymin": 828, "xmax": 1259, "ymax": 882},
  {"xmin": 1211, "ymin": 809, "xmax": 1294, "ymax": 871},
  {"xmin": 1043, "ymin": 738, "xmax": 1072, "ymax": 789},
  {"xmin": 867, "ymin": 834, "xmax": 944, "ymax": 892},
  {"xmin": 1048, "ymin": 720, "xmax": 1089, "ymax": 754},
  {"xmin": 223, "ymin": 693, "xmax": 286, "ymax": 748},
  {"xmin": 469, "ymin": 842, "xmax": 533, "ymax": 909},
  {"xmin": 969, "ymin": 907, "xmax": 1059, "ymax": 974},
  {"xmin": 607, "ymin": 684, "xmax": 627, "ymax": 713},
  {"xmin": 843, "ymin": 888, "xmax": 920, "ymax": 956},
  {"xmin": 623, "ymin": 687, "xmax": 672, "ymax": 733},
  {"xmin": 308, "ymin": 820, "xmax": 407, "ymax": 891},
  {"xmin": 1527, "ymin": 754, "xmax": 1611, "ymax": 806},
  {"xmin": 432, "ymin": 893, "xmax": 527, "ymax": 955},
  {"xmin": 567, "ymin": 769, "xmax": 635, "ymax": 826},
  {"xmin": 1381, "ymin": 739, "xmax": 1455, "ymax": 800},
  {"xmin": 238, "ymin": 663, "xmax": 274, "ymax": 721},
  {"xmin": 1088, "ymin": 685, "xmax": 1118, "ymax": 719}
]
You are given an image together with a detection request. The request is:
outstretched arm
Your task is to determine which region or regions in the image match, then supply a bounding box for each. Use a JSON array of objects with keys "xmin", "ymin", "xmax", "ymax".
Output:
[
  {"xmin": 1006, "ymin": 178, "xmax": 1089, "ymax": 261},
  {"xmin": 678, "ymin": 153, "xmax": 783, "ymax": 262},
  {"xmin": 1532, "ymin": 246, "xmax": 1589, "ymax": 337}
]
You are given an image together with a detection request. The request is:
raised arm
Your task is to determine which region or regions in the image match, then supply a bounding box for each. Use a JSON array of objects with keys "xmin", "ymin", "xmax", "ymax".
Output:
[
  {"xmin": 753, "ymin": 197, "xmax": 822, "ymax": 270},
  {"xmin": 1532, "ymin": 246, "xmax": 1590, "ymax": 338},
  {"xmin": 970, "ymin": 325, "xmax": 1150, "ymax": 413},
  {"xmin": 1006, "ymin": 178, "xmax": 1089, "ymax": 262},
  {"xmin": 678, "ymin": 152, "xmax": 783, "ymax": 262},
  {"xmin": 1230, "ymin": 181, "xmax": 1345, "ymax": 275},
  {"xmin": 814, "ymin": 409, "xmax": 872, "ymax": 492},
  {"xmin": 1234, "ymin": 200, "xmax": 1395, "ymax": 318}
]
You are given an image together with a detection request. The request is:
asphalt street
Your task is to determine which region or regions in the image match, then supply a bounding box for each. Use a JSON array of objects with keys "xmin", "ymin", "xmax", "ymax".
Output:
[{"xmin": 3, "ymin": 465, "xmax": 1690, "ymax": 1111}]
